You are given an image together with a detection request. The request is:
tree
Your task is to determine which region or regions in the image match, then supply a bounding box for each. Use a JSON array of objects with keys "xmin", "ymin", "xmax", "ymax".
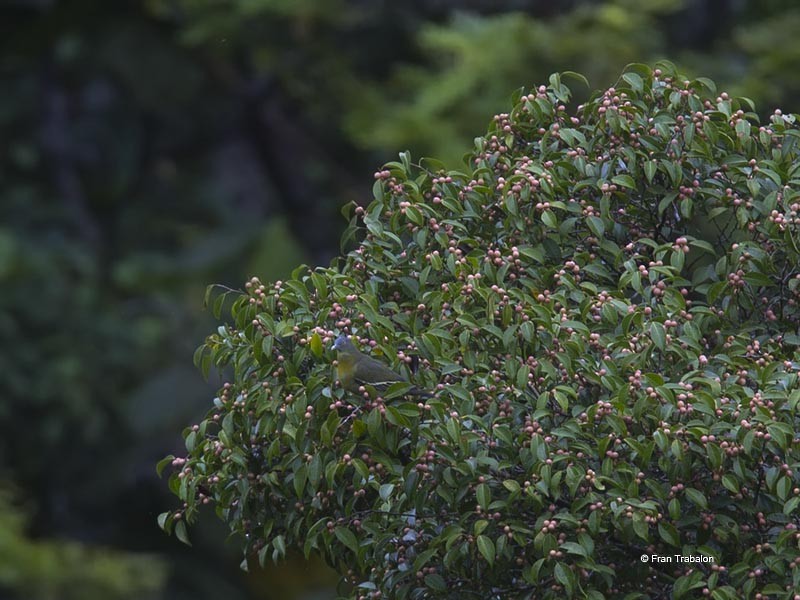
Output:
[
  {"xmin": 160, "ymin": 62, "xmax": 800, "ymax": 599},
  {"xmin": 0, "ymin": 489, "xmax": 165, "ymax": 600}
]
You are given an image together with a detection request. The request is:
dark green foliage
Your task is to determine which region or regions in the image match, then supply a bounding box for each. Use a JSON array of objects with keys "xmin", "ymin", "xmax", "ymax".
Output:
[
  {"xmin": 151, "ymin": 0, "xmax": 800, "ymax": 166},
  {"xmin": 0, "ymin": 3, "xmax": 310, "ymax": 596},
  {"xmin": 0, "ymin": 489, "xmax": 165, "ymax": 600},
  {"xmin": 163, "ymin": 62, "xmax": 800, "ymax": 598}
]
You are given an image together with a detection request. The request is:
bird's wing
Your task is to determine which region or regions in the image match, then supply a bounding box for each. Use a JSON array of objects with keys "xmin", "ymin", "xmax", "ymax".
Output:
[{"xmin": 353, "ymin": 356, "xmax": 406, "ymax": 390}]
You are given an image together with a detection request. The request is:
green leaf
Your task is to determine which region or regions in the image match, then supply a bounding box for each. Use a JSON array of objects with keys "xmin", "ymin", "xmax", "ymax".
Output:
[
  {"xmin": 721, "ymin": 474, "xmax": 739, "ymax": 494},
  {"xmin": 310, "ymin": 332, "xmax": 323, "ymax": 358},
  {"xmin": 379, "ymin": 483, "xmax": 394, "ymax": 501},
  {"xmin": 644, "ymin": 160, "xmax": 657, "ymax": 183},
  {"xmin": 673, "ymin": 573, "xmax": 705, "ymax": 599},
  {"xmin": 684, "ymin": 488, "xmax": 708, "ymax": 509},
  {"xmin": 766, "ymin": 424, "xmax": 790, "ymax": 449},
  {"xmin": 175, "ymin": 520, "xmax": 192, "ymax": 546},
  {"xmin": 476, "ymin": 535, "xmax": 495, "ymax": 566},
  {"xmin": 156, "ymin": 455, "xmax": 174, "ymax": 477},
  {"xmin": 473, "ymin": 520, "xmax": 489, "ymax": 536},
  {"xmin": 776, "ymin": 476, "xmax": 791, "ymax": 501},
  {"xmin": 311, "ymin": 271, "xmax": 328, "ymax": 299},
  {"xmin": 273, "ymin": 534, "xmax": 286, "ymax": 559},
  {"xmin": 632, "ymin": 512, "xmax": 649, "ymax": 540},
  {"xmin": 658, "ymin": 522, "xmax": 680, "ymax": 547},
  {"xmin": 668, "ymin": 498, "xmax": 681, "ymax": 520},
  {"xmin": 293, "ymin": 464, "xmax": 307, "ymax": 498},
  {"xmin": 561, "ymin": 71, "xmax": 590, "ymax": 88},
  {"xmin": 612, "ymin": 174, "xmax": 636, "ymax": 189},
  {"xmin": 673, "ymin": 575, "xmax": 691, "ymax": 599},
  {"xmin": 425, "ymin": 574, "xmax": 447, "ymax": 592},
  {"xmin": 784, "ymin": 496, "xmax": 800, "ymax": 516},
  {"xmin": 554, "ymin": 562, "xmax": 575, "ymax": 596},
  {"xmin": 622, "ymin": 72, "xmax": 643, "ymax": 93},
  {"xmin": 541, "ymin": 210, "xmax": 558, "ymax": 228},
  {"xmin": 560, "ymin": 541, "xmax": 588, "ymax": 558},
  {"xmin": 212, "ymin": 290, "xmax": 226, "ymax": 319},
  {"xmin": 335, "ymin": 526, "xmax": 360, "ymax": 555},
  {"xmin": 650, "ymin": 322, "xmax": 666, "ymax": 350},
  {"xmin": 476, "ymin": 483, "xmax": 491, "ymax": 510},
  {"xmin": 405, "ymin": 205, "xmax": 424, "ymax": 226},
  {"xmin": 587, "ymin": 216, "xmax": 605, "ymax": 237}
]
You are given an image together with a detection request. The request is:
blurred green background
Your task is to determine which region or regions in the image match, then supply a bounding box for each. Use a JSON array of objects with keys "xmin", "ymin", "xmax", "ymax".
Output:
[{"xmin": 1, "ymin": 0, "xmax": 798, "ymax": 597}]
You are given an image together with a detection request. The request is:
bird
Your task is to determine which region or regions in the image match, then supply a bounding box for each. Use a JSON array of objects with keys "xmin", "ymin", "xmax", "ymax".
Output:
[{"xmin": 332, "ymin": 334, "xmax": 432, "ymax": 398}]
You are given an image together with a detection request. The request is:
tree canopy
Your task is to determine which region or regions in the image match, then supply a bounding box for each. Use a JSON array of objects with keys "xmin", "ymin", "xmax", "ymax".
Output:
[{"xmin": 161, "ymin": 62, "xmax": 800, "ymax": 599}]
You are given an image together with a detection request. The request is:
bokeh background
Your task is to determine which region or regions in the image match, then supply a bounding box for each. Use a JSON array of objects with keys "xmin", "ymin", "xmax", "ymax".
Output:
[{"xmin": 1, "ymin": 0, "xmax": 798, "ymax": 598}]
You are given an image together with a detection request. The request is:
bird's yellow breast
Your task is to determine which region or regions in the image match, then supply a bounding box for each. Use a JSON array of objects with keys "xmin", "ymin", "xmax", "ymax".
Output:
[{"xmin": 335, "ymin": 353, "xmax": 358, "ymax": 389}]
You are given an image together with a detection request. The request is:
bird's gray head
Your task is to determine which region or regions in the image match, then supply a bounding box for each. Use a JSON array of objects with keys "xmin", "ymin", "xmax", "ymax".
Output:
[{"xmin": 332, "ymin": 334, "xmax": 353, "ymax": 352}]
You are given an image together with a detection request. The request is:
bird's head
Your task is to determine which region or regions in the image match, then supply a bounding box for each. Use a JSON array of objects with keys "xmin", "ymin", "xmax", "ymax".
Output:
[{"xmin": 332, "ymin": 334, "xmax": 356, "ymax": 353}]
